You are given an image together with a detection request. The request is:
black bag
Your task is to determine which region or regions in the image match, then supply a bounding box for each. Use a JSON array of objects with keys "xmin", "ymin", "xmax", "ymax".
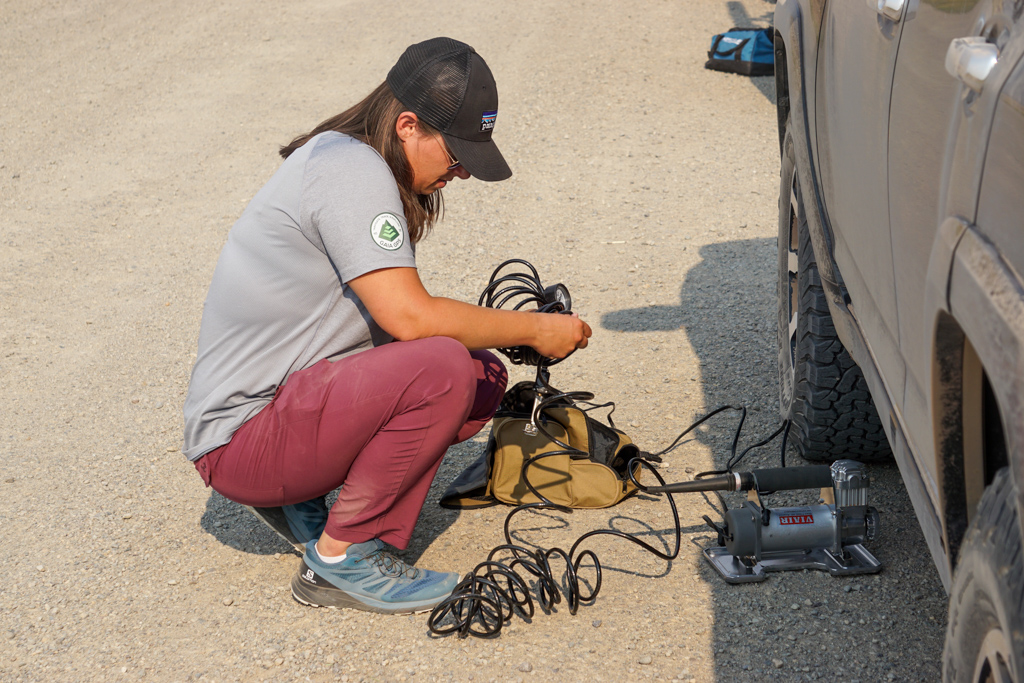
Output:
[{"xmin": 705, "ymin": 27, "xmax": 775, "ymax": 76}]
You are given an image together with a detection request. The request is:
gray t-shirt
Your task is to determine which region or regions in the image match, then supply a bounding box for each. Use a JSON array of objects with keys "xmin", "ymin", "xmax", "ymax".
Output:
[{"xmin": 182, "ymin": 132, "xmax": 416, "ymax": 461}]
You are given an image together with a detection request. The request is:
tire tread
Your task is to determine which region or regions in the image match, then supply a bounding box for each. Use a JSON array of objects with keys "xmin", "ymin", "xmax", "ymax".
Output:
[{"xmin": 786, "ymin": 218, "xmax": 891, "ymax": 462}]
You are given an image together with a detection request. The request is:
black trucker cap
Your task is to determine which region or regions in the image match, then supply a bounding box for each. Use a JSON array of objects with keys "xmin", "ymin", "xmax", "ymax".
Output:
[{"xmin": 386, "ymin": 37, "xmax": 512, "ymax": 182}]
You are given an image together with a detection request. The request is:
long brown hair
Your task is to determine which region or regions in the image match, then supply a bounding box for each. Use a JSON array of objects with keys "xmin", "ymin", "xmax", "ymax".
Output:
[{"xmin": 279, "ymin": 82, "xmax": 442, "ymax": 242}]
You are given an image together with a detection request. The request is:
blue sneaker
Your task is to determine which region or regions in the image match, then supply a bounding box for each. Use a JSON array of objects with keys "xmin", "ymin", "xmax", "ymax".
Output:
[
  {"xmin": 291, "ymin": 539, "xmax": 460, "ymax": 614},
  {"xmin": 245, "ymin": 497, "xmax": 328, "ymax": 553}
]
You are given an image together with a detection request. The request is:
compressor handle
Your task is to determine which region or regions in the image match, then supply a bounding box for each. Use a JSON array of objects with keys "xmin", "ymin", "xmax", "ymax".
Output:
[
  {"xmin": 642, "ymin": 465, "xmax": 834, "ymax": 495},
  {"xmin": 750, "ymin": 466, "xmax": 833, "ymax": 492},
  {"xmin": 644, "ymin": 473, "xmax": 742, "ymax": 494}
]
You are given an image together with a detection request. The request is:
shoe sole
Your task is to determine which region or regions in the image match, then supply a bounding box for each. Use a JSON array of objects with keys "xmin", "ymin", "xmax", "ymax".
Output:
[
  {"xmin": 290, "ymin": 561, "xmax": 446, "ymax": 615},
  {"xmin": 243, "ymin": 505, "xmax": 307, "ymax": 554}
]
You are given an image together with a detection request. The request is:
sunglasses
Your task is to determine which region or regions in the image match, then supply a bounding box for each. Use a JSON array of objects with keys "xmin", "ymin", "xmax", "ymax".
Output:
[{"xmin": 434, "ymin": 133, "xmax": 461, "ymax": 170}]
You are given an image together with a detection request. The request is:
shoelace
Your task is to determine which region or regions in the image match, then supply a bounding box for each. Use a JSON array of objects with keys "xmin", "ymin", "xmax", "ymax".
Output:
[{"xmin": 364, "ymin": 550, "xmax": 421, "ymax": 579}]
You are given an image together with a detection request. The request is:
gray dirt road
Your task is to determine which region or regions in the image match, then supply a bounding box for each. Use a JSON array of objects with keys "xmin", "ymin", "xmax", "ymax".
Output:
[{"xmin": 1, "ymin": 1, "xmax": 948, "ymax": 681}]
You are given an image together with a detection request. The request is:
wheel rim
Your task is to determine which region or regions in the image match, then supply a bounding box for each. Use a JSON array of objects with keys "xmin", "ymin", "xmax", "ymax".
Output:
[
  {"xmin": 972, "ymin": 628, "xmax": 1015, "ymax": 683},
  {"xmin": 784, "ymin": 174, "xmax": 800, "ymax": 389}
]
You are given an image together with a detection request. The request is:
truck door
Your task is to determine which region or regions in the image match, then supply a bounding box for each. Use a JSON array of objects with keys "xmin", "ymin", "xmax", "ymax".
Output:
[
  {"xmin": 887, "ymin": 0, "xmax": 1019, "ymax": 493},
  {"xmin": 814, "ymin": 0, "xmax": 907, "ymax": 398}
]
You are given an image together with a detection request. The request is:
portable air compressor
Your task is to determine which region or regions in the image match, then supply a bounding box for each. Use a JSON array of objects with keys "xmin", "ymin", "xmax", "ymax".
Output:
[{"xmin": 647, "ymin": 459, "xmax": 882, "ymax": 583}]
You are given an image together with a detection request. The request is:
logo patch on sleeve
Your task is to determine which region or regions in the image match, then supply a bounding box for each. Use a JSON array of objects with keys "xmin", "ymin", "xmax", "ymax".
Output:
[
  {"xmin": 370, "ymin": 212, "xmax": 405, "ymax": 251},
  {"xmin": 480, "ymin": 110, "xmax": 497, "ymax": 132}
]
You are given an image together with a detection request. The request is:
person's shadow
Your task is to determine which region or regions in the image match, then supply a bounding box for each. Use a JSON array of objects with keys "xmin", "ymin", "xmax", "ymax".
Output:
[
  {"xmin": 198, "ymin": 449, "xmax": 471, "ymax": 561},
  {"xmin": 199, "ymin": 490, "xmax": 312, "ymax": 557}
]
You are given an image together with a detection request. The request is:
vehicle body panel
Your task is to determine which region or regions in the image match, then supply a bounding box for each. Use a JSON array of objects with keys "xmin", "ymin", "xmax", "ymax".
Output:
[
  {"xmin": 815, "ymin": 2, "xmax": 906, "ymax": 402},
  {"xmin": 888, "ymin": 1, "xmax": 979, "ymax": 510},
  {"xmin": 968, "ymin": 53, "xmax": 1024, "ymax": 543}
]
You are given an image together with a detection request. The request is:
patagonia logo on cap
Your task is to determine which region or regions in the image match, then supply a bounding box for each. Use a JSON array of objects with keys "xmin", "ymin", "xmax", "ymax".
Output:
[{"xmin": 480, "ymin": 110, "xmax": 497, "ymax": 132}]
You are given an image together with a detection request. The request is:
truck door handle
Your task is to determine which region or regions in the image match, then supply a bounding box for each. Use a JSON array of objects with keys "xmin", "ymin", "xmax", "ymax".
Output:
[
  {"xmin": 945, "ymin": 37, "xmax": 999, "ymax": 92},
  {"xmin": 866, "ymin": 0, "xmax": 905, "ymax": 21}
]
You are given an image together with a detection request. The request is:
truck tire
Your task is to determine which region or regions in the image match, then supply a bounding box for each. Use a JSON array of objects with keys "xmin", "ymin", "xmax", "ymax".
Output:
[
  {"xmin": 777, "ymin": 129, "xmax": 891, "ymax": 462},
  {"xmin": 943, "ymin": 467, "xmax": 1024, "ymax": 683}
]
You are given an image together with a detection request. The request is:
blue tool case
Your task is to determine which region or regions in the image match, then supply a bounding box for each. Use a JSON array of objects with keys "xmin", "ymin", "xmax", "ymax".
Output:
[{"xmin": 705, "ymin": 27, "xmax": 774, "ymax": 76}]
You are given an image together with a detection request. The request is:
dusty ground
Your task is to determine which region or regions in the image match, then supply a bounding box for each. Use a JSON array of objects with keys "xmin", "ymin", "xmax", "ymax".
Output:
[{"xmin": 0, "ymin": 0, "xmax": 947, "ymax": 681}]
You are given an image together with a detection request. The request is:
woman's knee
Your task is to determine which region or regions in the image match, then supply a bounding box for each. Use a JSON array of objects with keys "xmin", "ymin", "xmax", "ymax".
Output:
[
  {"xmin": 408, "ymin": 337, "xmax": 476, "ymax": 399},
  {"xmin": 469, "ymin": 349, "xmax": 508, "ymax": 410}
]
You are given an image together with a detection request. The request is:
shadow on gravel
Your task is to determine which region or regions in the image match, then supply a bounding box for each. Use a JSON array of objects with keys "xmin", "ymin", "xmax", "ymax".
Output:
[
  {"xmin": 200, "ymin": 491, "xmax": 298, "ymax": 556},
  {"xmin": 602, "ymin": 239, "xmax": 778, "ymax": 405},
  {"xmin": 720, "ymin": 0, "xmax": 778, "ymax": 105},
  {"xmin": 200, "ymin": 487, "xmax": 461, "ymax": 563},
  {"xmin": 602, "ymin": 236, "xmax": 943, "ymax": 680},
  {"xmin": 601, "ymin": 235, "xmax": 784, "ymax": 502}
]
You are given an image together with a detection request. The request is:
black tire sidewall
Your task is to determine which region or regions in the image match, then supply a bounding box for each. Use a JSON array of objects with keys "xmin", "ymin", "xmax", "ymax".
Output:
[{"xmin": 943, "ymin": 468, "xmax": 1024, "ymax": 682}]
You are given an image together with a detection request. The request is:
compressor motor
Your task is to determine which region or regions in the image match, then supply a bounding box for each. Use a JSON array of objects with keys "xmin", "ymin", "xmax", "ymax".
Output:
[{"xmin": 700, "ymin": 459, "xmax": 882, "ymax": 582}]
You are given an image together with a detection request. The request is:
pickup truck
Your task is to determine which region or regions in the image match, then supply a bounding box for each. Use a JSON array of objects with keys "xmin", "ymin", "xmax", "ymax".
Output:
[{"xmin": 773, "ymin": 1, "xmax": 1024, "ymax": 680}]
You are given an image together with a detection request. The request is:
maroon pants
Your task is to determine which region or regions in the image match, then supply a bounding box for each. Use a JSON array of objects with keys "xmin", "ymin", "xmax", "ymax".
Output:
[{"xmin": 194, "ymin": 337, "xmax": 507, "ymax": 549}]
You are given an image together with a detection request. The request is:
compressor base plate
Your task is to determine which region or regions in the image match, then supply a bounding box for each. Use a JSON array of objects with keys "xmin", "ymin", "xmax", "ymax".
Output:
[{"xmin": 702, "ymin": 544, "xmax": 883, "ymax": 583}]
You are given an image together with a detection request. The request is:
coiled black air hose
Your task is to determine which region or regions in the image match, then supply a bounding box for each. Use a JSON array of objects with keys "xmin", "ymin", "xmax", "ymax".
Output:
[
  {"xmin": 477, "ymin": 259, "xmax": 574, "ymax": 367},
  {"xmin": 426, "ymin": 459, "xmax": 681, "ymax": 639}
]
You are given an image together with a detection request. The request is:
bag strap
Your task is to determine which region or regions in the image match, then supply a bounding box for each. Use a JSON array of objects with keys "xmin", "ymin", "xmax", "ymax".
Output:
[{"xmin": 709, "ymin": 36, "xmax": 750, "ymax": 59}]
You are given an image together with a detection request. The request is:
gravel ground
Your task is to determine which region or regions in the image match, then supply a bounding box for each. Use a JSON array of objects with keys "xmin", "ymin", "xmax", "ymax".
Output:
[{"xmin": 0, "ymin": 0, "xmax": 948, "ymax": 681}]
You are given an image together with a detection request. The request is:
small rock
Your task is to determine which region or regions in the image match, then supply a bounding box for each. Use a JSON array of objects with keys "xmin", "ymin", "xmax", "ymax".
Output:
[
  {"xmin": 804, "ymin": 598, "xmax": 812, "ymax": 606},
  {"xmin": 772, "ymin": 659, "xmax": 783, "ymax": 669},
  {"xmin": 167, "ymin": 580, "xmax": 178, "ymax": 585},
  {"xmin": 36, "ymin": 565, "xmax": 45, "ymax": 573},
  {"xmin": 154, "ymin": 401, "xmax": 164, "ymax": 409},
  {"xmin": 122, "ymin": 514, "xmax": 133, "ymax": 520},
  {"xmin": 844, "ymin": 585, "xmax": 852, "ymax": 593},
  {"xmin": 4, "ymin": 478, "xmax": 14, "ymax": 484},
  {"xmin": 638, "ymin": 656, "xmax": 653, "ymax": 665},
  {"xmin": 518, "ymin": 663, "xmax": 533, "ymax": 673},
  {"xmin": 685, "ymin": 467, "xmax": 695, "ymax": 474},
  {"xmin": 790, "ymin": 603, "xmax": 800, "ymax": 610},
  {"xmin": 592, "ymin": 619, "xmax": 602, "ymax": 628},
  {"xmin": 222, "ymin": 597, "xmax": 233, "ymax": 606},
  {"xmin": 130, "ymin": 397, "xmax": 141, "ymax": 404}
]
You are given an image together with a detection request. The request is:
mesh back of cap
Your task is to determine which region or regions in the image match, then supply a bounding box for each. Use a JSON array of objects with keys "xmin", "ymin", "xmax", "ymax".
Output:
[{"xmin": 387, "ymin": 39, "xmax": 472, "ymax": 133}]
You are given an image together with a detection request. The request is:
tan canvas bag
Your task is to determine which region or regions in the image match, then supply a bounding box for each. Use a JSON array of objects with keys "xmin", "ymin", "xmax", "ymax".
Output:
[{"xmin": 440, "ymin": 383, "xmax": 646, "ymax": 509}]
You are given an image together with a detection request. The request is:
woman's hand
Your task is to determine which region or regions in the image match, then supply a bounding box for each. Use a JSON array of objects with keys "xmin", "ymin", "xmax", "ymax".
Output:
[{"xmin": 530, "ymin": 312, "xmax": 592, "ymax": 359}]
